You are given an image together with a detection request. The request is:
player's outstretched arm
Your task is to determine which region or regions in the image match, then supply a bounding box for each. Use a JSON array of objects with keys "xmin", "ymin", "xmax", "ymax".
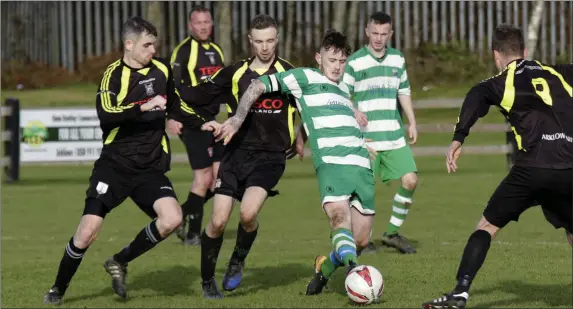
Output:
[
  {"xmin": 176, "ymin": 65, "xmax": 234, "ymax": 107},
  {"xmin": 448, "ymin": 82, "xmax": 497, "ymax": 173},
  {"xmin": 96, "ymin": 75, "xmax": 144, "ymax": 126},
  {"xmin": 445, "ymin": 140, "xmax": 463, "ymax": 174},
  {"xmin": 453, "ymin": 84, "xmax": 496, "ymax": 145},
  {"xmin": 215, "ymin": 79, "xmax": 266, "ymax": 144},
  {"xmin": 165, "ymin": 61, "xmax": 206, "ymax": 128}
]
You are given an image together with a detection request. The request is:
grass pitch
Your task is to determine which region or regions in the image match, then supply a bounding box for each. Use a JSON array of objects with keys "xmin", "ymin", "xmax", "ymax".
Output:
[
  {"xmin": 2, "ymin": 155, "xmax": 571, "ymax": 308},
  {"xmin": 0, "ymin": 82, "xmax": 475, "ymax": 108}
]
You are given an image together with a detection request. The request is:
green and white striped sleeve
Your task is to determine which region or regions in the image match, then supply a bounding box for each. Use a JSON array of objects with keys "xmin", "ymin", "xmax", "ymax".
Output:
[
  {"xmin": 398, "ymin": 56, "xmax": 411, "ymax": 96},
  {"xmin": 258, "ymin": 68, "xmax": 308, "ymax": 98},
  {"xmin": 342, "ymin": 62, "xmax": 356, "ymax": 96}
]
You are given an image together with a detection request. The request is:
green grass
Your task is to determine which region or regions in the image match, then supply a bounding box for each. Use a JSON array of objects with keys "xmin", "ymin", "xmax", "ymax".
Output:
[
  {"xmin": 2, "ymin": 155, "xmax": 571, "ymax": 308},
  {"xmin": 168, "ymin": 132, "xmax": 507, "ymax": 155},
  {"xmin": 1, "ymin": 83, "xmax": 472, "ymax": 108},
  {"xmin": 410, "ymin": 83, "xmax": 473, "ymax": 100},
  {"xmin": 414, "ymin": 108, "xmax": 506, "ymax": 124},
  {"xmin": 1, "ymin": 83, "xmax": 98, "ymax": 107}
]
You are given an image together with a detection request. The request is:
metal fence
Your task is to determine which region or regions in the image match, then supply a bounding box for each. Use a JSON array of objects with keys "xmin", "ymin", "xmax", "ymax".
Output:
[{"xmin": 2, "ymin": 1, "xmax": 572, "ymax": 72}]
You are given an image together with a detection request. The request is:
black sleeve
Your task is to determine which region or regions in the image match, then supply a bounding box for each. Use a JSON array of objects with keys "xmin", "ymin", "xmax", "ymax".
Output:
[
  {"xmin": 170, "ymin": 43, "xmax": 189, "ymax": 88},
  {"xmin": 177, "ymin": 64, "xmax": 235, "ymax": 106},
  {"xmin": 453, "ymin": 82, "xmax": 499, "ymax": 144},
  {"xmin": 96, "ymin": 68, "xmax": 142, "ymax": 127},
  {"xmin": 552, "ymin": 63, "xmax": 573, "ymax": 85},
  {"xmin": 166, "ymin": 63, "xmax": 205, "ymax": 126}
]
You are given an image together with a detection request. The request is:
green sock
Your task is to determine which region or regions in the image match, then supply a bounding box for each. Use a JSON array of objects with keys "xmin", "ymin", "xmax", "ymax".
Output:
[
  {"xmin": 320, "ymin": 251, "xmax": 343, "ymax": 279},
  {"xmin": 386, "ymin": 186, "xmax": 414, "ymax": 235},
  {"xmin": 331, "ymin": 228, "xmax": 358, "ymax": 265}
]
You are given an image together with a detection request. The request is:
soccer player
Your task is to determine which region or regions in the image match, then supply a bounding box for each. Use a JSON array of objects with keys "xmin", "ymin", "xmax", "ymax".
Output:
[
  {"xmin": 173, "ymin": 14, "xmax": 298, "ymax": 298},
  {"xmin": 422, "ymin": 24, "xmax": 573, "ymax": 309},
  {"xmin": 216, "ymin": 29, "xmax": 378, "ymax": 297},
  {"xmin": 42, "ymin": 17, "xmax": 216, "ymax": 305},
  {"xmin": 343, "ymin": 12, "xmax": 419, "ymax": 254},
  {"xmin": 168, "ymin": 5, "xmax": 225, "ymax": 245}
]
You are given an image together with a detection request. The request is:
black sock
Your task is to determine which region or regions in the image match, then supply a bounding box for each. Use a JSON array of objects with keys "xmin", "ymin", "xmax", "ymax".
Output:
[
  {"xmin": 453, "ymin": 229, "xmax": 492, "ymax": 294},
  {"xmin": 53, "ymin": 237, "xmax": 88, "ymax": 295},
  {"xmin": 201, "ymin": 230, "xmax": 224, "ymax": 282},
  {"xmin": 230, "ymin": 222, "xmax": 258, "ymax": 263},
  {"xmin": 113, "ymin": 219, "xmax": 165, "ymax": 264},
  {"xmin": 204, "ymin": 190, "xmax": 215, "ymax": 203},
  {"xmin": 182, "ymin": 192, "xmax": 205, "ymax": 237}
]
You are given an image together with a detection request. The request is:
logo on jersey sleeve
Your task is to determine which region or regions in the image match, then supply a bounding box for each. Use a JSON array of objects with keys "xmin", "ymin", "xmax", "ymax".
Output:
[{"xmin": 96, "ymin": 182, "xmax": 109, "ymax": 194}]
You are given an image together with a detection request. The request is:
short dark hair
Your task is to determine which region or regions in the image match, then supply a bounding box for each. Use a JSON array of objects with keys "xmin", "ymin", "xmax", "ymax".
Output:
[
  {"xmin": 320, "ymin": 29, "xmax": 351, "ymax": 57},
  {"xmin": 369, "ymin": 12, "xmax": 392, "ymax": 25},
  {"xmin": 249, "ymin": 14, "xmax": 278, "ymax": 33},
  {"xmin": 189, "ymin": 5, "xmax": 211, "ymax": 20},
  {"xmin": 121, "ymin": 16, "xmax": 157, "ymax": 42},
  {"xmin": 492, "ymin": 24, "xmax": 525, "ymax": 56}
]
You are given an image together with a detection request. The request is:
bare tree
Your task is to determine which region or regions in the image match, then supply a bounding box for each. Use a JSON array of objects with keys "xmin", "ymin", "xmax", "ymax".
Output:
[
  {"xmin": 285, "ymin": 1, "xmax": 295, "ymax": 60},
  {"xmin": 216, "ymin": 1, "xmax": 232, "ymax": 64},
  {"xmin": 526, "ymin": 0, "xmax": 545, "ymax": 60},
  {"xmin": 346, "ymin": 2, "xmax": 360, "ymax": 50},
  {"xmin": 332, "ymin": 2, "xmax": 347, "ymax": 32},
  {"xmin": 144, "ymin": 2, "xmax": 165, "ymax": 56}
]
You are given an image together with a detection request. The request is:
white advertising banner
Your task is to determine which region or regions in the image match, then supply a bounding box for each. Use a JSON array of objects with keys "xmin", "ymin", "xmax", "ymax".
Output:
[{"xmin": 20, "ymin": 108, "xmax": 103, "ymax": 162}]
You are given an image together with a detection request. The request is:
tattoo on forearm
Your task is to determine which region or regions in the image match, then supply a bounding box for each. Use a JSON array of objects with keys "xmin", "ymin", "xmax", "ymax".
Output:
[{"xmin": 229, "ymin": 80, "xmax": 265, "ymax": 129}]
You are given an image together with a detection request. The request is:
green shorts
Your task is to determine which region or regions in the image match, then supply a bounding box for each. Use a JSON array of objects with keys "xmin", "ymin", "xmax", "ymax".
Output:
[
  {"xmin": 316, "ymin": 164, "xmax": 375, "ymax": 215},
  {"xmin": 374, "ymin": 146, "xmax": 418, "ymax": 183}
]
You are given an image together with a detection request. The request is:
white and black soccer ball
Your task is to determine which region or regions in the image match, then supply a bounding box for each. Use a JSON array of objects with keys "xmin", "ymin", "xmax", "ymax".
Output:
[{"xmin": 344, "ymin": 265, "xmax": 384, "ymax": 305}]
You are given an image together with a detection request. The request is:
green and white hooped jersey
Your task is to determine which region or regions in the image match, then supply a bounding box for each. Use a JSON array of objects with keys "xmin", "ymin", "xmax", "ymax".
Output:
[
  {"xmin": 259, "ymin": 67, "xmax": 371, "ymax": 170},
  {"xmin": 343, "ymin": 46, "xmax": 411, "ymax": 151}
]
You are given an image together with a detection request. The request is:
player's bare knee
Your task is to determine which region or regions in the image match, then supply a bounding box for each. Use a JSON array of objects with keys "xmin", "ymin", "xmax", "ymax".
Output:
[
  {"xmin": 354, "ymin": 235, "xmax": 370, "ymax": 250},
  {"xmin": 475, "ymin": 216, "xmax": 500, "ymax": 239},
  {"xmin": 73, "ymin": 231, "xmax": 96, "ymax": 249},
  {"xmin": 209, "ymin": 214, "xmax": 228, "ymax": 234},
  {"xmin": 153, "ymin": 198, "xmax": 183, "ymax": 233},
  {"xmin": 192, "ymin": 168, "xmax": 213, "ymax": 193},
  {"xmin": 160, "ymin": 212, "xmax": 182, "ymax": 232},
  {"xmin": 401, "ymin": 172, "xmax": 418, "ymax": 190},
  {"xmin": 74, "ymin": 215, "xmax": 103, "ymax": 248},
  {"xmin": 239, "ymin": 209, "xmax": 258, "ymax": 228},
  {"xmin": 328, "ymin": 207, "xmax": 350, "ymax": 229},
  {"xmin": 566, "ymin": 231, "xmax": 573, "ymax": 247}
]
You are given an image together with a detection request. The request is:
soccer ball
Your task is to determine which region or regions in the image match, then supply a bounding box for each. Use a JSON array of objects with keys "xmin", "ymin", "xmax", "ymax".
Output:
[{"xmin": 344, "ymin": 265, "xmax": 384, "ymax": 305}]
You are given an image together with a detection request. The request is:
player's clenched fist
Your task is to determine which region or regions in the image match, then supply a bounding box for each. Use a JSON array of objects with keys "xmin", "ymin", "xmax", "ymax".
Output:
[
  {"xmin": 201, "ymin": 121, "xmax": 221, "ymax": 133},
  {"xmin": 141, "ymin": 95, "xmax": 166, "ymax": 112}
]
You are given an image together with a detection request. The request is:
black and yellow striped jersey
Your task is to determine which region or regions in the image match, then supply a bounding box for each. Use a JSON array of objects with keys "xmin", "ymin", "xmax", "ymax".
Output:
[
  {"xmin": 170, "ymin": 36, "xmax": 225, "ymax": 88},
  {"xmin": 95, "ymin": 57, "xmax": 204, "ymax": 174},
  {"xmin": 178, "ymin": 56, "xmax": 298, "ymax": 152},
  {"xmin": 454, "ymin": 59, "xmax": 573, "ymax": 169}
]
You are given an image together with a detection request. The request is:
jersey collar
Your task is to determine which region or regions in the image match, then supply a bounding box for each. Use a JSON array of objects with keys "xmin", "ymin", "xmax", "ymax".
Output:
[
  {"xmin": 190, "ymin": 35, "xmax": 212, "ymax": 49},
  {"xmin": 364, "ymin": 45, "xmax": 389, "ymax": 63},
  {"xmin": 120, "ymin": 57, "xmax": 153, "ymax": 71},
  {"xmin": 246, "ymin": 55, "xmax": 280, "ymax": 75}
]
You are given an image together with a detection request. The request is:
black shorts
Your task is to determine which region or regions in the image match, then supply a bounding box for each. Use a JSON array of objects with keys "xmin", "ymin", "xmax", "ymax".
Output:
[
  {"xmin": 180, "ymin": 128, "xmax": 224, "ymax": 170},
  {"xmin": 215, "ymin": 148, "xmax": 286, "ymax": 201},
  {"xmin": 483, "ymin": 166, "xmax": 572, "ymax": 233},
  {"xmin": 83, "ymin": 166, "xmax": 178, "ymax": 219}
]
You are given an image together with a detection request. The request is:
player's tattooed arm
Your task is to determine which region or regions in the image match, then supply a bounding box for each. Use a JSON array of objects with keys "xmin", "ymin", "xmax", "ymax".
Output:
[
  {"xmin": 215, "ymin": 79, "xmax": 265, "ymax": 144},
  {"xmin": 227, "ymin": 79, "xmax": 265, "ymax": 130}
]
